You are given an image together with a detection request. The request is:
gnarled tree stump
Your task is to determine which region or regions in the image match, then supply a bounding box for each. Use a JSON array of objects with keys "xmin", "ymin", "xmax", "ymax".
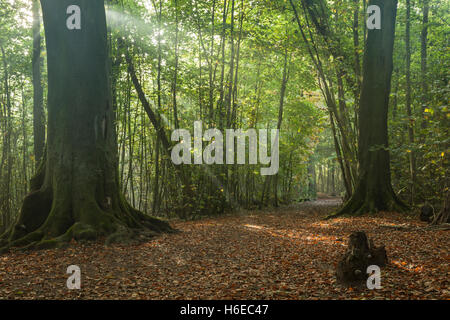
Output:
[{"xmin": 336, "ymin": 231, "xmax": 387, "ymax": 287}]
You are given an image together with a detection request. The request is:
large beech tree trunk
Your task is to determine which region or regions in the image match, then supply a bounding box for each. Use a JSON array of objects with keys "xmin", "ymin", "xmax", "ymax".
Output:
[
  {"xmin": 331, "ymin": 0, "xmax": 408, "ymax": 217},
  {"xmin": 0, "ymin": 0, "xmax": 171, "ymax": 252}
]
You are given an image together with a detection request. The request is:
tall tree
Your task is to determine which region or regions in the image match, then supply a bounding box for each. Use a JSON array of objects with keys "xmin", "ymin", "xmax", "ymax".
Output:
[
  {"xmin": 0, "ymin": 46, "xmax": 12, "ymax": 233},
  {"xmin": 172, "ymin": 0, "xmax": 180, "ymax": 130},
  {"xmin": 420, "ymin": 0, "xmax": 429, "ymax": 130},
  {"xmin": 332, "ymin": 0, "xmax": 408, "ymax": 216},
  {"xmin": 148, "ymin": 0, "xmax": 163, "ymax": 214},
  {"xmin": 273, "ymin": 49, "xmax": 290, "ymax": 207},
  {"xmin": 405, "ymin": 0, "xmax": 416, "ymax": 204},
  {"xmin": 32, "ymin": 0, "xmax": 46, "ymax": 168},
  {"xmin": 0, "ymin": 0, "xmax": 171, "ymax": 252}
]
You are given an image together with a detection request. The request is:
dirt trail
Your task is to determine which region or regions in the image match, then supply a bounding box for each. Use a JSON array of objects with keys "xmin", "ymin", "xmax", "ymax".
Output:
[{"xmin": 0, "ymin": 200, "xmax": 448, "ymax": 299}]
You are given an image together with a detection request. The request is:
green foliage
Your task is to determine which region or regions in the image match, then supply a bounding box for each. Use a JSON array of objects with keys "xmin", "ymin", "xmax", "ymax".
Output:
[{"xmin": 0, "ymin": 0, "xmax": 448, "ymax": 228}]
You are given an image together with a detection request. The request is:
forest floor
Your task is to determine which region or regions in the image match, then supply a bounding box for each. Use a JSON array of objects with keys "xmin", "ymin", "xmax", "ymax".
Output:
[{"xmin": 0, "ymin": 198, "xmax": 448, "ymax": 300}]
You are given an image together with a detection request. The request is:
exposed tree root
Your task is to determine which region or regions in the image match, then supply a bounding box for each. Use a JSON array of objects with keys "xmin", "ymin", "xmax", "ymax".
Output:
[
  {"xmin": 0, "ymin": 182, "xmax": 175, "ymax": 255},
  {"xmin": 325, "ymin": 184, "xmax": 409, "ymax": 220},
  {"xmin": 0, "ymin": 146, "xmax": 175, "ymax": 255}
]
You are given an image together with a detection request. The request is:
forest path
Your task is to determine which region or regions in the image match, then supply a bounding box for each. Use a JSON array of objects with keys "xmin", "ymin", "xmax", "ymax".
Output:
[{"xmin": 0, "ymin": 199, "xmax": 448, "ymax": 299}]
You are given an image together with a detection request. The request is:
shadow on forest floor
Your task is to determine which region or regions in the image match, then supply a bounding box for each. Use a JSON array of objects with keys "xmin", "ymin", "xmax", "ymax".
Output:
[{"xmin": 0, "ymin": 199, "xmax": 448, "ymax": 300}]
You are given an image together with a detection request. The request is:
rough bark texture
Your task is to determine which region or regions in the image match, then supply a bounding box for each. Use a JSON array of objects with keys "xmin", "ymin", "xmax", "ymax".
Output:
[
  {"xmin": 336, "ymin": 231, "xmax": 387, "ymax": 287},
  {"xmin": 32, "ymin": 0, "xmax": 46, "ymax": 167},
  {"xmin": 0, "ymin": 0, "xmax": 172, "ymax": 253},
  {"xmin": 330, "ymin": 0, "xmax": 408, "ymax": 217}
]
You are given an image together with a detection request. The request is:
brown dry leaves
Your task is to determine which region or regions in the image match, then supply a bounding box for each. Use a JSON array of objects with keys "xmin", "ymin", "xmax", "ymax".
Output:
[{"xmin": 0, "ymin": 199, "xmax": 448, "ymax": 300}]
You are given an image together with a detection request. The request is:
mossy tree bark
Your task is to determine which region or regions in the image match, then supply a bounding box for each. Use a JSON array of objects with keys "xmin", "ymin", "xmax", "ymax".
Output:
[
  {"xmin": 0, "ymin": 0, "xmax": 172, "ymax": 253},
  {"xmin": 330, "ymin": 0, "xmax": 408, "ymax": 217}
]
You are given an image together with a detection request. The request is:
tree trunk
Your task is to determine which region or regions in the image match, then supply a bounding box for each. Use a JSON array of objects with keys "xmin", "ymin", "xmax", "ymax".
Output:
[
  {"xmin": 172, "ymin": 0, "xmax": 180, "ymax": 130},
  {"xmin": 420, "ymin": 0, "xmax": 429, "ymax": 131},
  {"xmin": 225, "ymin": 0, "xmax": 235, "ymax": 128},
  {"xmin": 0, "ymin": 0, "xmax": 171, "ymax": 253},
  {"xmin": 307, "ymin": 160, "xmax": 316, "ymax": 200},
  {"xmin": 331, "ymin": 0, "xmax": 408, "ymax": 217},
  {"xmin": 353, "ymin": 0, "xmax": 362, "ymax": 103},
  {"xmin": 273, "ymin": 48, "xmax": 289, "ymax": 207},
  {"xmin": 32, "ymin": 0, "xmax": 46, "ymax": 168},
  {"xmin": 405, "ymin": 0, "xmax": 416, "ymax": 205},
  {"xmin": 0, "ymin": 46, "xmax": 12, "ymax": 233}
]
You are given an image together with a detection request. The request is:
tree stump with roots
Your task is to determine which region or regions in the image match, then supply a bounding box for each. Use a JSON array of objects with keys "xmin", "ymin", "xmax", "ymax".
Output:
[{"xmin": 336, "ymin": 231, "xmax": 387, "ymax": 287}]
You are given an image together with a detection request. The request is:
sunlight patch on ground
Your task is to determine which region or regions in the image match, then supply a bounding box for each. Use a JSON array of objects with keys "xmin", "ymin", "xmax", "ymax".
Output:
[
  {"xmin": 242, "ymin": 223, "xmax": 345, "ymax": 246},
  {"xmin": 310, "ymin": 221, "xmax": 334, "ymax": 229},
  {"xmin": 244, "ymin": 224, "xmax": 264, "ymax": 230}
]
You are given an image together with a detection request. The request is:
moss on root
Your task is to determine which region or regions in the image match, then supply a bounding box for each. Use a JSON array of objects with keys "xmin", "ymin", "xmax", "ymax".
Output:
[
  {"xmin": 0, "ymin": 191, "xmax": 175, "ymax": 254},
  {"xmin": 325, "ymin": 188, "xmax": 409, "ymax": 220},
  {"xmin": 0, "ymin": 143, "xmax": 175, "ymax": 255}
]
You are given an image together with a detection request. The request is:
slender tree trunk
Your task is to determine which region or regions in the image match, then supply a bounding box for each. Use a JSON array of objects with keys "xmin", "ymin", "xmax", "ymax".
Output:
[
  {"xmin": 225, "ymin": 0, "xmax": 235, "ymax": 128},
  {"xmin": 353, "ymin": 0, "xmax": 362, "ymax": 102},
  {"xmin": 420, "ymin": 0, "xmax": 429, "ymax": 130},
  {"xmin": 152, "ymin": 0, "xmax": 162, "ymax": 214},
  {"xmin": 217, "ymin": 0, "xmax": 228, "ymax": 129},
  {"xmin": 0, "ymin": 46, "xmax": 12, "ymax": 233},
  {"xmin": 392, "ymin": 68, "xmax": 399, "ymax": 120},
  {"xmin": 172, "ymin": 0, "xmax": 180, "ymax": 130},
  {"xmin": 307, "ymin": 161, "xmax": 316, "ymax": 200},
  {"xmin": 208, "ymin": 0, "xmax": 216, "ymax": 124},
  {"xmin": 405, "ymin": 0, "xmax": 416, "ymax": 205},
  {"xmin": 32, "ymin": 0, "xmax": 46, "ymax": 168},
  {"xmin": 231, "ymin": 0, "xmax": 244, "ymax": 127},
  {"xmin": 21, "ymin": 88, "xmax": 29, "ymax": 195},
  {"xmin": 331, "ymin": 162, "xmax": 336, "ymax": 195},
  {"xmin": 273, "ymin": 49, "xmax": 289, "ymax": 207}
]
